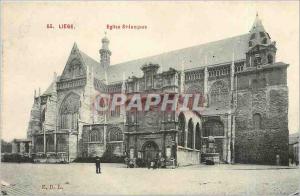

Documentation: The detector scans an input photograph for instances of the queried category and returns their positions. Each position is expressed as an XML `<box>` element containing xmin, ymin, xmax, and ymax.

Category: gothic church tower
<box><xmin>99</xmin><ymin>32</ymin><xmax>112</xmax><ymax>69</ymax></box>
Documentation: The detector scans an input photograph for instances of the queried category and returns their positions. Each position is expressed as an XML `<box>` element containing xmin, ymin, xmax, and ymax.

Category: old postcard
<box><xmin>1</xmin><ymin>1</ymin><xmax>299</xmax><ymax>195</ymax></box>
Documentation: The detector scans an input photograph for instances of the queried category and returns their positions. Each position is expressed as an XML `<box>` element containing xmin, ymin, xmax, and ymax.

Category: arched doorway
<box><xmin>195</xmin><ymin>123</ymin><xmax>201</xmax><ymax>150</ymax></box>
<box><xmin>187</xmin><ymin>118</ymin><xmax>194</xmax><ymax>149</ymax></box>
<box><xmin>142</xmin><ymin>141</ymin><xmax>159</xmax><ymax>162</ymax></box>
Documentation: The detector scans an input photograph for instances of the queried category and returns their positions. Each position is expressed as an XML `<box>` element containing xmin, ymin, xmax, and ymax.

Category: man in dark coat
<box><xmin>95</xmin><ymin>156</ymin><xmax>101</xmax><ymax>174</ymax></box>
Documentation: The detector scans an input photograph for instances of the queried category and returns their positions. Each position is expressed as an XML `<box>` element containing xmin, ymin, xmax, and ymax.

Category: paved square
<box><xmin>1</xmin><ymin>163</ymin><xmax>299</xmax><ymax>195</ymax></box>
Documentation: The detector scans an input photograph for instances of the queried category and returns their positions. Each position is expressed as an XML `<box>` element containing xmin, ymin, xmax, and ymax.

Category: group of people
<box><xmin>124</xmin><ymin>156</ymin><xmax>167</xmax><ymax>169</ymax></box>
<box><xmin>147</xmin><ymin>157</ymin><xmax>165</xmax><ymax>169</ymax></box>
<box><xmin>95</xmin><ymin>156</ymin><xmax>172</xmax><ymax>173</ymax></box>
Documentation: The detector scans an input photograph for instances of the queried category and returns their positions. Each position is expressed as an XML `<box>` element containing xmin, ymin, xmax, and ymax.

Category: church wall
<box><xmin>27</xmin><ymin>99</ymin><xmax>42</xmax><ymax>137</ymax></box>
<box><xmin>177</xmin><ymin>148</ymin><xmax>200</xmax><ymax>166</ymax></box>
<box><xmin>82</xmin><ymin>124</ymin><xmax>106</xmax><ymax>157</ymax></box>
<box><xmin>207</xmin><ymin>75</ymin><xmax>231</xmax><ymax>108</ymax></box>
<box><xmin>57</xmin><ymin>86</ymin><xmax>86</xmax><ymax>159</ymax></box>
<box><xmin>234</xmin><ymin>67</ymin><xmax>288</xmax><ymax>165</ymax></box>
<box><xmin>69</xmin><ymin>134</ymin><xmax>78</xmax><ymax>161</ymax></box>
<box><xmin>44</xmin><ymin>96</ymin><xmax>57</xmax><ymax>131</ymax></box>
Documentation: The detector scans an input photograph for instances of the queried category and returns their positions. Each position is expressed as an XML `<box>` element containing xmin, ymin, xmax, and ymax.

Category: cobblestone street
<box><xmin>1</xmin><ymin>163</ymin><xmax>299</xmax><ymax>195</ymax></box>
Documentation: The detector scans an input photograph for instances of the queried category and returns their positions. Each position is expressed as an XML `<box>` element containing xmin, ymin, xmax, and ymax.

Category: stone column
<box><xmin>231</xmin><ymin>115</ymin><xmax>236</xmax><ymax>163</ymax></box>
<box><xmin>227</xmin><ymin>114</ymin><xmax>232</xmax><ymax>163</ymax></box>
<box><xmin>204</xmin><ymin>67</ymin><xmax>208</xmax><ymax>107</ymax></box>
<box><xmin>43</xmin><ymin>130</ymin><xmax>46</xmax><ymax>154</ymax></box>
<box><xmin>193</xmin><ymin>125</ymin><xmax>196</xmax><ymax>150</ymax></box>
<box><xmin>54</xmin><ymin>133</ymin><xmax>57</xmax><ymax>153</ymax></box>
<box><xmin>185</xmin><ymin>128</ymin><xmax>188</xmax><ymax>148</ymax></box>
<box><xmin>162</xmin><ymin>133</ymin><xmax>166</xmax><ymax>157</ymax></box>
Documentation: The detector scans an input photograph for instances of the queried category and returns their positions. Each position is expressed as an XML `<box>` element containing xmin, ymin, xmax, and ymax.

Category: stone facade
<box><xmin>25</xmin><ymin>14</ymin><xmax>289</xmax><ymax>165</ymax></box>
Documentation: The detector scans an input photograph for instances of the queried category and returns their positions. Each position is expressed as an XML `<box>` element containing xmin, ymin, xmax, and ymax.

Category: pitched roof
<box><xmin>42</xmin><ymin>82</ymin><xmax>54</xmax><ymax>96</ymax></box>
<box><xmin>64</xmin><ymin>33</ymin><xmax>250</xmax><ymax>84</ymax></box>
<box><xmin>106</xmin><ymin>33</ymin><xmax>250</xmax><ymax>83</ymax></box>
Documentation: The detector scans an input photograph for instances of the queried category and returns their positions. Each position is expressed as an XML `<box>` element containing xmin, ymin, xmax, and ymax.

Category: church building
<box><xmin>26</xmin><ymin>14</ymin><xmax>289</xmax><ymax>166</ymax></box>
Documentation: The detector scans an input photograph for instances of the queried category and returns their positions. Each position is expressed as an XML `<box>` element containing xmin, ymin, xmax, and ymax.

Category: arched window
<box><xmin>259</xmin><ymin>32</ymin><xmax>266</xmax><ymax>38</ymax></box>
<box><xmin>41</xmin><ymin>108</ymin><xmax>46</xmax><ymax>123</ymax></box>
<box><xmin>248</xmin><ymin>41</ymin><xmax>253</xmax><ymax>47</ymax></box>
<box><xmin>203</xmin><ymin>120</ymin><xmax>224</xmax><ymax>137</ymax></box>
<box><xmin>187</xmin><ymin>119</ymin><xmax>194</xmax><ymax>149</ymax></box>
<box><xmin>209</xmin><ymin>80</ymin><xmax>229</xmax><ymax>107</ymax></box>
<box><xmin>60</xmin><ymin>93</ymin><xmax>80</xmax><ymax>130</ymax></box>
<box><xmin>195</xmin><ymin>123</ymin><xmax>201</xmax><ymax>150</ymax></box>
<box><xmin>89</xmin><ymin>130</ymin><xmax>100</xmax><ymax>142</ymax></box>
<box><xmin>267</xmin><ymin>54</ymin><xmax>273</xmax><ymax>64</ymax></box>
<box><xmin>262</xmin><ymin>38</ymin><xmax>267</xmax><ymax>44</ymax></box>
<box><xmin>68</xmin><ymin>59</ymin><xmax>83</xmax><ymax>79</ymax></box>
<box><xmin>109</xmin><ymin>127</ymin><xmax>123</xmax><ymax>142</ymax></box>
<box><xmin>253</xmin><ymin>113</ymin><xmax>262</xmax><ymax>130</ymax></box>
<box><xmin>178</xmin><ymin>113</ymin><xmax>185</xmax><ymax>147</ymax></box>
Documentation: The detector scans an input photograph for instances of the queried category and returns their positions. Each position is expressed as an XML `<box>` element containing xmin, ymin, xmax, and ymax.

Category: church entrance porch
<box><xmin>141</xmin><ymin>141</ymin><xmax>159</xmax><ymax>163</ymax></box>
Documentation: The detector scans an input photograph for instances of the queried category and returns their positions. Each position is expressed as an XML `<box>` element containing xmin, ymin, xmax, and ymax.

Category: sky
<box><xmin>1</xmin><ymin>1</ymin><xmax>299</xmax><ymax>141</ymax></box>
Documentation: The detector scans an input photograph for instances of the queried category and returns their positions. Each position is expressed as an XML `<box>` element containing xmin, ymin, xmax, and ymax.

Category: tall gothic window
<box><xmin>195</xmin><ymin>123</ymin><xmax>201</xmax><ymax>150</ymax></box>
<box><xmin>68</xmin><ymin>59</ymin><xmax>83</xmax><ymax>79</ymax></box>
<box><xmin>187</xmin><ymin>118</ymin><xmax>194</xmax><ymax>149</ymax></box>
<box><xmin>253</xmin><ymin>113</ymin><xmax>262</xmax><ymax>130</ymax></box>
<box><xmin>262</xmin><ymin>38</ymin><xmax>267</xmax><ymax>44</ymax></box>
<box><xmin>178</xmin><ymin>113</ymin><xmax>186</xmax><ymax>147</ymax></box>
<box><xmin>109</xmin><ymin>127</ymin><xmax>123</xmax><ymax>142</ymax></box>
<box><xmin>60</xmin><ymin>93</ymin><xmax>80</xmax><ymax>130</ymax></box>
<box><xmin>41</xmin><ymin>108</ymin><xmax>46</xmax><ymax>124</ymax></box>
<box><xmin>209</xmin><ymin>80</ymin><xmax>229</xmax><ymax>107</ymax></box>
<box><xmin>203</xmin><ymin>120</ymin><xmax>224</xmax><ymax>137</ymax></box>
<box><xmin>89</xmin><ymin>129</ymin><xmax>102</xmax><ymax>142</ymax></box>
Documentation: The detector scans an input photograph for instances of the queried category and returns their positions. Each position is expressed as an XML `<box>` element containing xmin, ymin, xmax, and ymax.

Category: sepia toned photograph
<box><xmin>0</xmin><ymin>1</ymin><xmax>299</xmax><ymax>195</ymax></box>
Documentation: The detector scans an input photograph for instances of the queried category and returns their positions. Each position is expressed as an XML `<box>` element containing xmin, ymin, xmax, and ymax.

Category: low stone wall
<box><xmin>177</xmin><ymin>148</ymin><xmax>200</xmax><ymax>166</ymax></box>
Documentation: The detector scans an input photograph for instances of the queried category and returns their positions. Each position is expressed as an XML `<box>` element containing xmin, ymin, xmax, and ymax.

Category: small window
<box><xmin>253</xmin><ymin>113</ymin><xmax>262</xmax><ymax>130</ymax></box>
<box><xmin>259</xmin><ymin>32</ymin><xmax>265</xmax><ymax>38</ymax></box>
<box><xmin>254</xmin><ymin>57</ymin><xmax>261</xmax><ymax>66</ymax></box>
<box><xmin>267</xmin><ymin>54</ymin><xmax>273</xmax><ymax>64</ymax></box>
<box><xmin>249</xmin><ymin>41</ymin><xmax>253</xmax><ymax>47</ymax></box>
<box><xmin>250</xmin><ymin>33</ymin><xmax>256</xmax><ymax>40</ymax></box>
<box><xmin>262</xmin><ymin>38</ymin><xmax>267</xmax><ymax>44</ymax></box>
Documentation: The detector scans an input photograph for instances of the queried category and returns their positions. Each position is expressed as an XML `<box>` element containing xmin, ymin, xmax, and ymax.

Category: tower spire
<box><xmin>99</xmin><ymin>31</ymin><xmax>111</xmax><ymax>69</ymax></box>
<box><xmin>250</xmin><ymin>12</ymin><xmax>265</xmax><ymax>33</ymax></box>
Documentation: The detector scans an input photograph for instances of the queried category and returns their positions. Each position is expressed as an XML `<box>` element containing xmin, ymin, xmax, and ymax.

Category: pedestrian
<box><xmin>124</xmin><ymin>157</ymin><xmax>129</xmax><ymax>168</ymax></box>
<box><xmin>95</xmin><ymin>156</ymin><xmax>101</xmax><ymax>174</ymax></box>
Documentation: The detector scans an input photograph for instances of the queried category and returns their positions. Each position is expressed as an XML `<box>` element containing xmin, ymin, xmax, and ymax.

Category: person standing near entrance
<box><xmin>95</xmin><ymin>156</ymin><xmax>101</xmax><ymax>174</ymax></box>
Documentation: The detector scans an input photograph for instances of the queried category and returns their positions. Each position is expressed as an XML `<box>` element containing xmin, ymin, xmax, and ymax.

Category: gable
<box><xmin>60</xmin><ymin>44</ymin><xmax>86</xmax><ymax>81</ymax></box>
